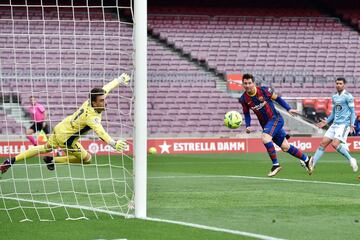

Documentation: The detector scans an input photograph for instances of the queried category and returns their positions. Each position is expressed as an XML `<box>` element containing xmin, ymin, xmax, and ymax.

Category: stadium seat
<box><xmin>302</xmin><ymin>99</ymin><xmax>316</xmax><ymax>121</ymax></box>
<box><xmin>314</xmin><ymin>99</ymin><xmax>328</xmax><ymax>121</ymax></box>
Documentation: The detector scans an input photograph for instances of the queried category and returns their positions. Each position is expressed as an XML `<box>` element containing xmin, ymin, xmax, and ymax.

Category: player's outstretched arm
<box><xmin>316</xmin><ymin>118</ymin><xmax>327</xmax><ymax>128</ymax></box>
<box><xmin>102</xmin><ymin>73</ymin><xmax>131</xmax><ymax>97</ymax></box>
<box><xmin>87</xmin><ymin>117</ymin><xmax>127</xmax><ymax>152</ymax></box>
<box><xmin>347</xmin><ymin>94</ymin><xmax>356</xmax><ymax>133</ymax></box>
<box><xmin>244</xmin><ymin>112</ymin><xmax>252</xmax><ymax>133</ymax></box>
<box><xmin>325</xmin><ymin>99</ymin><xmax>335</xmax><ymax>126</ymax></box>
<box><xmin>317</xmin><ymin>106</ymin><xmax>335</xmax><ymax>128</ymax></box>
<box><xmin>271</xmin><ymin>93</ymin><xmax>293</xmax><ymax>112</ymax></box>
<box><xmin>240</xmin><ymin>99</ymin><xmax>252</xmax><ymax>133</ymax></box>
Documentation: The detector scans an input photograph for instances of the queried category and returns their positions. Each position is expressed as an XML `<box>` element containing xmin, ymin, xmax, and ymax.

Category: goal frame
<box><xmin>134</xmin><ymin>0</ymin><xmax>147</xmax><ymax>219</ymax></box>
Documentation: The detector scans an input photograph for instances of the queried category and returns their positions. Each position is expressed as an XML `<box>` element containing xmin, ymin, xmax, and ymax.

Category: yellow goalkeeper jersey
<box><xmin>52</xmin><ymin>79</ymin><xmax>120</xmax><ymax>147</ymax></box>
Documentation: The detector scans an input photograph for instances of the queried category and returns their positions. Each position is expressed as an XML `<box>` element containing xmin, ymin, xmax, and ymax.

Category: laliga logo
<box><xmin>89</xmin><ymin>143</ymin><xmax>99</xmax><ymax>154</ymax></box>
<box><xmin>274</xmin><ymin>140</ymin><xmax>311</xmax><ymax>151</ymax></box>
<box><xmin>289</xmin><ymin>140</ymin><xmax>312</xmax><ymax>151</ymax></box>
<box><xmin>88</xmin><ymin>142</ymin><xmax>122</xmax><ymax>153</ymax></box>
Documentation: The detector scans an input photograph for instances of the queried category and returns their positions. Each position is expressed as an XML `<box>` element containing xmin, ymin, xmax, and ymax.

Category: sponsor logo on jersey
<box><xmin>251</xmin><ymin>101</ymin><xmax>267</xmax><ymax>111</ymax></box>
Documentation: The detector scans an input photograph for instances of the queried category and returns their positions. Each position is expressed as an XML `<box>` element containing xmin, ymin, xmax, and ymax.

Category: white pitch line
<box><xmin>148</xmin><ymin>175</ymin><xmax>360</xmax><ymax>187</ymax></box>
<box><xmin>93</xmin><ymin>239</ymin><xmax>127</xmax><ymax>240</ymax></box>
<box><xmin>146</xmin><ymin>216</ymin><xmax>285</xmax><ymax>240</ymax></box>
<box><xmin>0</xmin><ymin>196</ymin><xmax>285</xmax><ymax>240</ymax></box>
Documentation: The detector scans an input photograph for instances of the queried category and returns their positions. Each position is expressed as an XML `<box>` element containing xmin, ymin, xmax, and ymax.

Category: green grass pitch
<box><xmin>1</xmin><ymin>152</ymin><xmax>360</xmax><ymax>240</ymax></box>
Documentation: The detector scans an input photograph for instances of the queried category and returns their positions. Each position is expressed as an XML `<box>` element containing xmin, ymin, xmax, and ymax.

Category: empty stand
<box><xmin>148</xmin><ymin>13</ymin><xmax>360</xmax><ymax>92</ymax></box>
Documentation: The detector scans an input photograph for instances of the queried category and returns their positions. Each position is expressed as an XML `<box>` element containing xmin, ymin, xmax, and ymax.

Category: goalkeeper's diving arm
<box><xmin>102</xmin><ymin>73</ymin><xmax>131</xmax><ymax>96</ymax></box>
<box><xmin>88</xmin><ymin>118</ymin><xmax>127</xmax><ymax>152</ymax></box>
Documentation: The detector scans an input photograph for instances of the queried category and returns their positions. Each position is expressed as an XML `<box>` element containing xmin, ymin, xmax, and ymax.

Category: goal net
<box><xmin>0</xmin><ymin>0</ymin><xmax>134</xmax><ymax>221</ymax></box>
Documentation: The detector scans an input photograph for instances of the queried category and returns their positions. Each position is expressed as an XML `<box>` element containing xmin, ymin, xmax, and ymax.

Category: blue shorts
<box><xmin>263</xmin><ymin>117</ymin><xmax>287</xmax><ymax>147</ymax></box>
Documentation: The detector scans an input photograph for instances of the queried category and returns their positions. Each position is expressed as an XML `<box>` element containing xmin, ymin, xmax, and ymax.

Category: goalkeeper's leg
<box><xmin>59</xmin><ymin>142</ymin><xmax>91</xmax><ymax>164</ymax></box>
<box><xmin>0</xmin><ymin>143</ymin><xmax>53</xmax><ymax>174</ymax></box>
<box><xmin>43</xmin><ymin>142</ymin><xmax>91</xmax><ymax>171</ymax></box>
<box><xmin>15</xmin><ymin>143</ymin><xmax>53</xmax><ymax>161</ymax></box>
<box><xmin>38</xmin><ymin>128</ymin><xmax>63</xmax><ymax>156</ymax></box>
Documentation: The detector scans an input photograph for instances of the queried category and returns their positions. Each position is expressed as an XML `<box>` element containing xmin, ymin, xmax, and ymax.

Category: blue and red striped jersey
<box><xmin>239</xmin><ymin>86</ymin><xmax>280</xmax><ymax>127</ymax></box>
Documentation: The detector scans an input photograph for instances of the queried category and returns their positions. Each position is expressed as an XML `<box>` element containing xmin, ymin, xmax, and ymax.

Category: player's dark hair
<box><xmin>242</xmin><ymin>73</ymin><xmax>255</xmax><ymax>83</ymax></box>
<box><xmin>336</xmin><ymin>77</ymin><xmax>347</xmax><ymax>84</ymax></box>
<box><xmin>90</xmin><ymin>88</ymin><xmax>105</xmax><ymax>104</ymax></box>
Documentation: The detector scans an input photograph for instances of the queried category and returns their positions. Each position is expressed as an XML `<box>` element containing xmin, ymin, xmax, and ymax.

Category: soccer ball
<box><xmin>148</xmin><ymin>147</ymin><xmax>157</xmax><ymax>154</ymax></box>
<box><xmin>224</xmin><ymin>111</ymin><xmax>243</xmax><ymax>129</ymax></box>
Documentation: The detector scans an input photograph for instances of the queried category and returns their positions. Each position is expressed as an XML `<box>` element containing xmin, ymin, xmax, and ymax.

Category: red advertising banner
<box><xmin>1</xmin><ymin>137</ymin><xmax>360</xmax><ymax>157</ymax></box>
<box><xmin>0</xmin><ymin>140</ymin><xmax>133</xmax><ymax>157</ymax></box>
<box><xmin>150</xmin><ymin>138</ymin><xmax>247</xmax><ymax>154</ymax></box>
<box><xmin>148</xmin><ymin>137</ymin><xmax>360</xmax><ymax>154</ymax></box>
<box><xmin>226</xmin><ymin>73</ymin><xmax>244</xmax><ymax>91</ymax></box>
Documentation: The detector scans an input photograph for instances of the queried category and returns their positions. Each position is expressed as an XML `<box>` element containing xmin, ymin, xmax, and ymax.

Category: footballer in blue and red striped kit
<box><xmin>239</xmin><ymin>73</ymin><xmax>314</xmax><ymax>177</ymax></box>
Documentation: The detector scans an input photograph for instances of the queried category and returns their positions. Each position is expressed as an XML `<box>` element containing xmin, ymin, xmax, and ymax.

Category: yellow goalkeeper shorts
<box><xmin>48</xmin><ymin>132</ymin><xmax>88</xmax><ymax>160</ymax></box>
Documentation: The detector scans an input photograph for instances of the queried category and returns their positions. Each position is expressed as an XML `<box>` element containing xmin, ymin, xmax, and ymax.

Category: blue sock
<box><xmin>313</xmin><ymin>147</ymin><xmax>325</xmax><ymax>167</ymax></box>
<box><xmin>287</xmin><ymin>145</ymin><xmax>307</xmax><ymax>162</ymax></box>
<box><xmin>264</xmin><ymin>142</ymin><xmax>279</xmax><ymax>166</ymax></box>
<box><xmin>336</xmin><ymin>144</ymin><xmax>352</xmax><ymax>161</ymax></box>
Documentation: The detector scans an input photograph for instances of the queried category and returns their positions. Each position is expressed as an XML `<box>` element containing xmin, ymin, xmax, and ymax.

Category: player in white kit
<box><xmin>312</xmin><ymin>77</ymin><xmax>358</xmax><ymax>172</ymax></box>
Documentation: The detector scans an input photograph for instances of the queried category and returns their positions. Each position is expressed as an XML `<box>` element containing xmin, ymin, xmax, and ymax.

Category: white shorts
<box><xmin>324</xmin><ymin>124</ymin><xmax>350</xmax><ymax>143</ymax></box>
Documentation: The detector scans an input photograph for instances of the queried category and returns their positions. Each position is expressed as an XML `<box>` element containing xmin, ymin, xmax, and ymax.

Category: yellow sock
<box><xmin>15</xmin><ymin>145</ymin><xmax>50</xmax><ymax>162</ymax></box>
<box><xmin>54</xmin><ymin>155</ymin><xmax>80</xmax><ymax>164</ymax></box>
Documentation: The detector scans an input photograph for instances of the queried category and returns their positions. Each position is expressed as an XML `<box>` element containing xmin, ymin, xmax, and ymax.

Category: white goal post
<box><xmin>134</xmin><ymin>0</ymin><xmax>148</xmax><ymax>218</ymax></box>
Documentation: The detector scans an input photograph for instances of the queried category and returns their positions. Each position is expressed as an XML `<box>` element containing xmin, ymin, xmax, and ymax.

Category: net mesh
<box><xmin>0</xmin><ymin>1</ymin><xmax>134</xmax><ymax>221</ymax></box>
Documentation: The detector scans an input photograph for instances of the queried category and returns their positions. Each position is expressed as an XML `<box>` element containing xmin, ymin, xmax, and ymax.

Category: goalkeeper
<box><xmin>0</xmin><ymin>73</ymin><xmax>130</xmax><ymax>173</ymax></box>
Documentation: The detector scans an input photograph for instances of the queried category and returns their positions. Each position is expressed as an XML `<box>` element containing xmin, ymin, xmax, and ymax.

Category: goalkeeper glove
<box><xmin>114</xmin><ymin>140</ymin><xmax>127</xmax><ymax>152</ymax></box>
<box><xmin>117</xmin><ymin>73</ymin><xmax>131</xmax><ymax>86</ymax></box>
